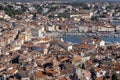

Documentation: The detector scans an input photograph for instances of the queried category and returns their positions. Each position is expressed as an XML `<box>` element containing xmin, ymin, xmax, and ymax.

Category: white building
<box><xmin>57</xmin><ymin>41</ymin><xmax>73</xmax><ymax>51</ymax></box>
<box><xmin>31</xmin><ymin>28</ymin><xmax>44</xmax><ymax>38</ymax></box>
<box><xmin>99</xmin><ymin>40</ymin><xmax>105</xmax><ymax>47</ymax></box>
<box><xmin>79</xmin><ymin>25</ymin><xmax>88</xmax><ymax>32</ymax></box>
<box><xmin>97</xmin><ymin>27</ymin><xmax>115</xmax><ymax>32</ymax></box>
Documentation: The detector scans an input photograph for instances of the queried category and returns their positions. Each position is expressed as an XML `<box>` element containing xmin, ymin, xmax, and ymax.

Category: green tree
<box><xmin>48</xmin><ymin>15</ymin><xmax>54</xmax><ymax>18</ymax></box>
<box><xmin>91</xmin><ymin>16</ymin><xmax>98</xmax><ymax>21</ymax></box>
<box><xmin>21</xmin><ymin>5</ymin><xmax>27</xmax><ymax>12</ymax></box>
<box><xmin>37</xmin><ymin>7</ymin><xmax>43</xmax><ymax>14</ymax></box>
<box><xmin>103</xmin><ymin>76</ymin><xmax>106</xmax><ymax>80</ymax></box>
<box><xmin>4</xmin><ymin>5</ymin><xmax>26</xmax><ymax>17</ymax></box>
<box><xmin>112</xmin><ymin>73</ymin><xmax>119</xmax><ymax>80</ymax></box>
<box><xmin>0</xmin><ymin>4</ymin><xmax>3</xmax><ymax>10</ymax></box>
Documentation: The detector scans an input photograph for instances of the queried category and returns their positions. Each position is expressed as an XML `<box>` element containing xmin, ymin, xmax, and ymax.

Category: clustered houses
<box><xmin>0</xmin><ymin>1</ymin><xmax>119</xmax><ymax>80</ymax></box>
<box><xmin>0</xmin><ymin>35</ymin><xmax>120</xmax><ymax>80</ymax></box>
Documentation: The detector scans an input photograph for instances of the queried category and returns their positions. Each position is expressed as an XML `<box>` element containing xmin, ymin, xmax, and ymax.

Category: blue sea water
<box><xmin>63</xmin><ymin>35</ymin><xmax>120</xmax><ymax>44</ymax></box>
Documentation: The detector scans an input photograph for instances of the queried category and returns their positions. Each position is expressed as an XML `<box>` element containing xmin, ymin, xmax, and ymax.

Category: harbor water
<box><xmin>62</xmin><ymin>35</ymin><xmax>120</xmax><ymax>44</ymax></box>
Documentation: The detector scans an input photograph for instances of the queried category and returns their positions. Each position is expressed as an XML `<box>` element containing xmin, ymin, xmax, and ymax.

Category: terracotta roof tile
<box><xmin>96</xmin><ymin>76</ymin><xmax>104</xmax><ymax>80</ymax></box>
